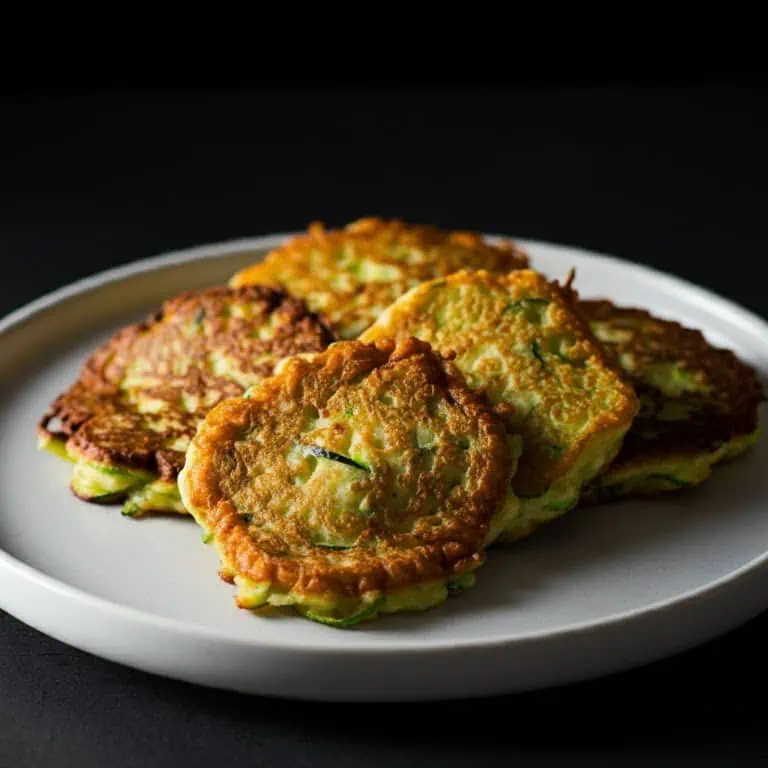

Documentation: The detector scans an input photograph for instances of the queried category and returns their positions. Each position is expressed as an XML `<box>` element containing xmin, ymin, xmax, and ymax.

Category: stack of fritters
<box><xmin>40</xmin><ymin>218</ymin><xmax>764</xmax><ymax>627</ymax></box>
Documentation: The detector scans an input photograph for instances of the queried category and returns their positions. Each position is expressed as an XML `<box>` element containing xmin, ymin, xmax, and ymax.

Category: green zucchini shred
<box><xmin>544</xmin><ymin>499</ymin><xmax>576</xmax><ymax>512</ymax></box>
<box><xmin>90</xmin><ymin>491</ymin><xmax>131</xmax><ymax>504</ymax></box>
<box><xmin>303</xmin><ymin>445</ymin><xmax>369</xmax><ymax>472</ymax></box>
<box><xmin>39</xmin><ymin>437</ymin><xmax>74</xmax><ymax>463</ymax></box>
<box><xmin>646</xmin><ymin>473</ymin><xmax>691</xmax><ymax>487</ymax></box>
<box><xmin>506</xmin><ymin>298</ymin><xmax>550</xmax><ymax>312</ymax></box>
<box><xmin>447</xmin><ymin>573</ymin><xmax>476</xmax><ymax>592</ymax></box>
<box><xmin>302</xmin><ymin>596</ymin><xmax>384</xmax><ymax>628</ymax></box>
<box><xmin>121</xmin><ymin>500</ymin><xmax>142</xmax><ymax>517</ymax></box>
<box><xmin>85</xmin><ymin>462</ymin><xmax>152</xmax><ymax>479</ymax></box>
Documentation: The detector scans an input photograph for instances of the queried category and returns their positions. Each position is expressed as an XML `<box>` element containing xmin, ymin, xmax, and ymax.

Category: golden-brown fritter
<box><xmin>38</xmin><ymin>286</ymin><xmax>335</xmax><ymax>515</ymax></box>
<box><xmin>178</xmin><ymin>338</ymin><xmax>518</xmax><ymax>626</ymax></box>
<box><xmin>581</xmin><ymin>299</ymin><xmax>765</xmax><ymax>500</ymax></box>
<box><xmin>360</xmin><ymin>270</ymin><xmax>639</xmax><ymax>542</ymax></box>
<box><xmin>229</xmin><ymin>217</ymin><xmax>530</xmax><ymax>338</ymax></box>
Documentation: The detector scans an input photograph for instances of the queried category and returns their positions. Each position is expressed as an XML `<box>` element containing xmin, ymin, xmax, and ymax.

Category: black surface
<box><xmin>1</xmin><ymin>86</ymin><xmax>767</xmax><ymax>767</ymax></box>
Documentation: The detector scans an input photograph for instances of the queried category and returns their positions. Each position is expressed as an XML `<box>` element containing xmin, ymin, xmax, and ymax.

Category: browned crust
<box><xmin>230</xmin><ymin>218</ymin><xmax>530</xmax><ymax>337</ymax></box>
<box><xmin>499</xmin><ymin>272</ymin><xmax>639</xmax><ymax>493</ymax></box>
<box><xmin>69</xmin><ymin>485</ymin><xmax>124</xmax><ymax>505</ymax></box>
<box><xmin>580</xmin><ymin>299</ymin><xmax>765</xmax><ymax>469</ymax></box>
<box><xmin>361</xmin><ymin>269</ymin><xmax>640</xmax><ymax>496</ymax></box>
<box><xmin>38</xmin><ymin>285</ymin><xmax>336</xmax><ymax>481</ymax></box>
<box><xmin>340</xmin><ymin>218</ymin><xmax>530</xmax><ymax>266</ymax></box>
<box><xmin>181</xmin><ymin>338</ymin><xmax>514</xmax><ymax>598</ymax></box>
<box><xmin>239</xmin><ymin>218</ymin><xmax>530</xmax><ymax>279</ymax></box>
<box><xmin>611</xmin><ymin>399</ymin><xmax>759</xmax><ymax>470</ymax></box>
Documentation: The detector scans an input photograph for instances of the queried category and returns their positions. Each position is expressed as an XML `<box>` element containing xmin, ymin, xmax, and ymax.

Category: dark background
<box><xmin>1</xmin><ymin>86</ymin><xmax>767</xmax><ymax>766</ymax></box>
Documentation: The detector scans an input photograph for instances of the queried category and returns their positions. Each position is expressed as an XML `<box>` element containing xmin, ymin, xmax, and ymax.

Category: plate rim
<box><xmin>2</xmin><ymin>231</ymin><xmax>768</xmax><ymax>655</ymax></box>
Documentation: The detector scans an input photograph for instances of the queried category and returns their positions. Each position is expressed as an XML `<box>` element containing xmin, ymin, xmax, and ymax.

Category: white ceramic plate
<box><xmin>2</xmin><ymin>235</ymin><xmax>767</xmax><ymax>702</ymax></box>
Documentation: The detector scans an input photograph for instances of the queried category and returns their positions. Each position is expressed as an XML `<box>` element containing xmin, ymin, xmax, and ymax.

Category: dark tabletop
<box><xmin>1</xmin><ymin>86</ymin><xmax>767</xmax><ymax>767</ymax></box>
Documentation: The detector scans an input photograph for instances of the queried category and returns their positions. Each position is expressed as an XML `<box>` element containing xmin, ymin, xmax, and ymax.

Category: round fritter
<box><xmin>38</xmin><ymin>286</ymin><xmax>335</xmax><ymax>510</ymax></box>
<box><xmin>229</xmin><ymin>217</ymin><xmax>530</xmax><ymax>339</ymax></box>
<box><xmin>361</xmin><ymin>271</ymin><xmax>639</xmax><ymax>509</ymax></box>
<box><xmin>178</xmin><ymin>338</ymin><xmax>517</xmax><ymax>625</ymax></box>
<box><xmin>581</xmin><ymin>299</ymin><xmax>765</xmax><ymax>499</ymax></box>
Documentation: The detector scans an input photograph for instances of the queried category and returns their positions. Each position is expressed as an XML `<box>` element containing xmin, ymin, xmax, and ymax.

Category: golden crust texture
<box><xmin>179</xmin><ymin>338</ymin><xmax>516</xmax><ymax>598</ymax></box>
<box><xmin>581</xmin><ymin>299</ymin><xmax>765</xmax><ymax>472</ymax></box>
<box><xmin>229</xmin><ymin>218</ymin><xmax>529</xmax><ymax>339</ymax></box>
<box><xmin>38</xmin><ymin>286</ymin><xmax>335</xmax><ymax>479</ymax></box>
<box><xmin>361</xmin><ymin>270</ymin><xmax>639</xmax><ymax>498</ymax></box>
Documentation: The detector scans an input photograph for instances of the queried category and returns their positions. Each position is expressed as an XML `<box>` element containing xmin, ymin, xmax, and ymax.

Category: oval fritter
<box><xmin>580</xmin><ymin>299</ymin><xmax>765</xmax><ymax>500</ymax></box>
<box><xmin>360</xmin><ymin>270</ymin><xmax>639</xmax><ymax>543</ymax></box>
<box><xmin>229</xmin><ymin>218</ymin><xmax>529</xmax><ymax>339</ymax></box>
<box><xmin>38</xmin><ymin>286</ymin><xmax>335</xmax><ymax>516</ymax></box>
<box><xmin>178</xmin><ymin>338</ymin><xmax>518</xmax><ymax>626</ymax></box>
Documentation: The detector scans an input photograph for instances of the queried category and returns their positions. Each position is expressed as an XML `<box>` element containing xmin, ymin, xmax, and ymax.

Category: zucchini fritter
<box><xmin>360</xmin><ymin>270</ymin><xmax>639</xmax><ymax>542</ymax></box>
<box><xmin>229</xmin><ymin>217</ymin><xmax>529</xmax><ymax>339</ymax></box>
<box><xmin>580</xmin><ymin>300</ymin><xmax>764</xmax><ymax>501</ymax></box>
<box><xmin>38</xmin><ymin>286</ymin><xmax>335</xmax><ymax>516</ymax></box>
<box><xmin>178</xmin><ymin>338</ymin><xmax>519</xmax><ymax>626</ymax></box>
